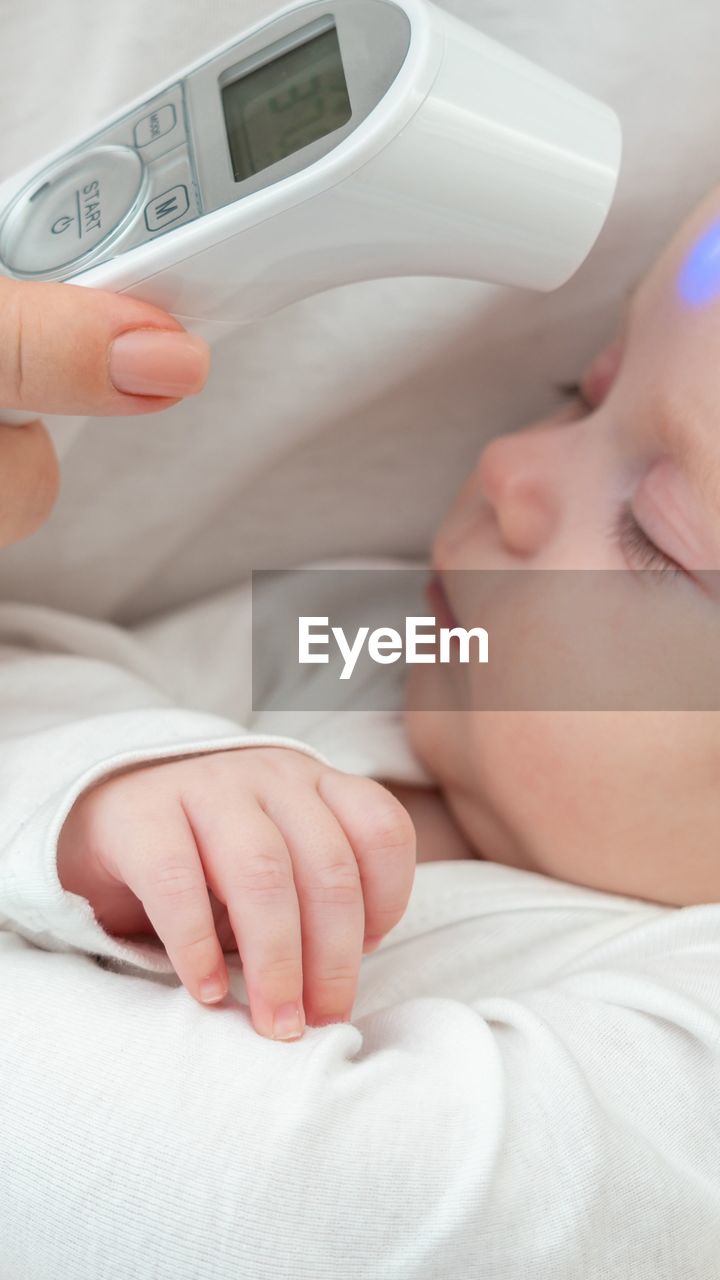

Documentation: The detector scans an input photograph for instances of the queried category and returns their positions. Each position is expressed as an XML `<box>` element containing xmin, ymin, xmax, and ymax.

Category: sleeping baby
<box><xmin>57</xmin><ymin>182</ymin><xmax>720</xmax><ymax>1042</ymax></box>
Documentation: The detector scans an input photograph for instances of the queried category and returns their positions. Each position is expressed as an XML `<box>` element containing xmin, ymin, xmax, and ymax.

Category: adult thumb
<box><xmin>0</xmin><ymin>276</ymin><xmax>209</xmax><ymax>417</ymax></box>
<box><xmin>0</xmin><ymin>276</ymin><xmax>210</xmax><ymax>544</ymax></box>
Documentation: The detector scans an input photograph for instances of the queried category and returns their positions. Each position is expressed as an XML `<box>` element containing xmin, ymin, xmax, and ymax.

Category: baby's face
<box><xmin>406</xmin><ymin>187</ymin><xmax>720</xmax><ymax>906</ymax></box>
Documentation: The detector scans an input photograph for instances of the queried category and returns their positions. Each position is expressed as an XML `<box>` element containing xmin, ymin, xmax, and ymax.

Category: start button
<box><xmin>0</xmin><ymin>145</ymin><xmax>145</xmax><ymax>276</ymax></box>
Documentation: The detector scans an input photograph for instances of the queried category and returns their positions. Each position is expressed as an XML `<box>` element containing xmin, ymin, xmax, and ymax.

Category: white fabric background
<box><xmin>1</xmin><ymin>2</ymin><xmax>720</xmax><ymax>1277</ymax></box>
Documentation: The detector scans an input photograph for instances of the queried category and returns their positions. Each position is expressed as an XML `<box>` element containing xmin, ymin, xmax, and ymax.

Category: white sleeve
<box><xmin>0</xmin><ymin>602</ymin><xmax>327</xmax><ymax>973</ymax></box>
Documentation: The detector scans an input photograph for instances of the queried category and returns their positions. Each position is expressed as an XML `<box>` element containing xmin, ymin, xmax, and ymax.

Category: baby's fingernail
<box><xmin>199</xmin><ymin>973</ymin><xmax>227</xmax><ymax>1004</ymax></box>
<box><xmin>272</xmin><ymin>1003</ymin><xmax>305</xmax><ymax>1041</ymax></box>
<box><xmin>109</xmin><ymin>330</ymin><xmax>210</xmax><ymax>398</ymax></box>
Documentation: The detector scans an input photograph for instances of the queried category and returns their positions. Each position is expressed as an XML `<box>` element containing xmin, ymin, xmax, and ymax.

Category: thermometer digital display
<box><xmin>0</xmin><ymin>0</ymin><xmax>621</xmax><ymax>331</ymax></box>
<box><xmin>221</xmin><ymin>23</ymin><xmax>352</xmax><ymax>182</ymax></box>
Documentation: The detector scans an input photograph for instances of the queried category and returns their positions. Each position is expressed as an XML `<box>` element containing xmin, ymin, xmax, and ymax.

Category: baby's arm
<box><xmin>383</xmin><ymin>782</ymin><xmax>479</xmax><ymax>863</ymax></box>
<box><xmin>0</xmin><ymin>602</ymin><xmax>413</xmax><ymax>1012</ymax></box>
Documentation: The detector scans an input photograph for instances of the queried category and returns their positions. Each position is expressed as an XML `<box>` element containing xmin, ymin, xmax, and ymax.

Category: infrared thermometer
<box><xmin>0</xmin><ymin>0</ymin><xmax>621</xmax><ymax>322</ymax></box>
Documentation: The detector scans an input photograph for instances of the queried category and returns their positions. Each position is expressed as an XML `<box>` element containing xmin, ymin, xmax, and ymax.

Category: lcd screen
<box><xmin>222</xmin><ymin>26</ymin><xmax>352</xmax><ymax>182</ymax></box>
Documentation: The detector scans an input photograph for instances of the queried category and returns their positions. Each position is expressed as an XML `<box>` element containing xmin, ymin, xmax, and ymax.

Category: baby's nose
<box><xmin>477</xmin><ymin>433</ymin><xmax>558</xmax><ymax>557</ymax></box>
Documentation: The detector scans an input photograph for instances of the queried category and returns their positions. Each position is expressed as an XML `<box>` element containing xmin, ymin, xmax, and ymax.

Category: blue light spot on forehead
<box><xmin>678</xmin><ymin>220</ymin><xmax>720</xmax><ymax>305</ymax></box>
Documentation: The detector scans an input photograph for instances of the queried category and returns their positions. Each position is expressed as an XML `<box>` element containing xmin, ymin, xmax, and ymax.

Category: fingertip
<box><xmin>362</xmin><ymin>936</ymin><xmax>383</xmax><ymax>954</ymax></box>
<box><xmin>198</xmin><ymin>969</ymin><xmax>228</xmax><ymax>1005</ymax></box>
<box><xmin>108</xmin><ymin>328</ymin><xmax>210</xmax><ymax>400</ymax></box>
<box><xmin>0</xmin><ymin>278</ymin><xmax>210</xmax><ymax>416</ymax></box>
<box><xmin>271</xmin><ymin>1002</ymin><xmax>305</xmax><ymax>1041</ymax></box>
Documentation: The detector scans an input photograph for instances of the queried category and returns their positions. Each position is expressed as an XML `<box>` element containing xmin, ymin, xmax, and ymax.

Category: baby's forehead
<box><xmin>622</xmin><ymin>271</ymin><xmax>720</xmax><ymax>490</ymax></box>
<box><xmin>678</xmin><ymin>219</ymin><xmax>720</xmax><ymax>310</ymax></box>
<box><xmin>603</xmin><ymin>191</ymin><xmax>720</xmax><ymax>511</ymax></box>
<box><xmin>634</xmin><ymin>193</ymin><xmax>720</xmax><ymax>330</ymax></box>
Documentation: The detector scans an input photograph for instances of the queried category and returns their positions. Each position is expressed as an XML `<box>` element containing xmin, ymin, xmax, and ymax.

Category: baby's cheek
<box><xmin>468</xmin><ymin>712</ymin><xmax>620</xmax><ymax>879</ymax></box>
<box><xmin>467</xmin><ymin>710</ymin><xmax>568</xmax><ymax>799</ymax></box>
<box><xmin>447</xmin><ymin>708</ymin><xmax>720</xmax><ymax>905</ymax></box>
<box><xmin>404</xmin><ymin>670</ymin><xmax>470</xmax><ymax>780</ymax></box>
<box><xmin>479</xmin><ymin>711</ymin><xmax>715</xmax><ymax>902</ymax></box>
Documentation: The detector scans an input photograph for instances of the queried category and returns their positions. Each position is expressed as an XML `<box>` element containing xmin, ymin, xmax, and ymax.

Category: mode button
<box><xmin>134</xmin><ymin>104</ymin><xmax>177</xmax><ymax>149</ymax></box>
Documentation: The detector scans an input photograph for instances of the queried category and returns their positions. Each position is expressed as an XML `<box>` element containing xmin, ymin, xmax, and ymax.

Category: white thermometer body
<box><xmin>0</xmin><ymin>0</ymin><xmax>621</xmax><ymax>333</ymax></box>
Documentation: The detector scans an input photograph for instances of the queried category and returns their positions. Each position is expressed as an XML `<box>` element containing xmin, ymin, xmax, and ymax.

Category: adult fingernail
<box><xmin>109</xmin><ymin>330</ymin><xmax>210</xmax><ymax>398</ymax></box>
<box><xmin>272</xmin><ymin>1003</ymin><xmax>305</xmax><ymax>1041</ymax></box>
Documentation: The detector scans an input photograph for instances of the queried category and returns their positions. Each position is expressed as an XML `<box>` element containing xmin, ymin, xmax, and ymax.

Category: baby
<box><xmin>401</xmin><ymin>183</ymin><xmax>720</xmax><ymax>910</ymax></box>
<box><xmin>57</xmin><ymin>184</ymin><xmax>720</xmax><ymax>1043</ymax></box>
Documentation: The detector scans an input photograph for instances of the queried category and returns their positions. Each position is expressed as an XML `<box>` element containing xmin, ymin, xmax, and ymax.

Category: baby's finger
<box><xmin>186</xmin><ymin>797</ymin><xmax>306</xmax><ymax>1042</ymax></box>
<box><xmin>317</xmin><ymin>773</ymin><xmax>416</xmax><ymax>952</ymax></box>
<box><xmin>117</xmin><ymin>805</ymin><xmax>228</xmax><ymax>1006</ymax></box>
<box><xmin>263</xmin><ymin>791</ymin><xmax>365</xmax><ymax>1029</ymax></box>
<box><xmin>206</xmin><ymin>891</ymin><xmax>237</xmax><ymax>952</ymax></box>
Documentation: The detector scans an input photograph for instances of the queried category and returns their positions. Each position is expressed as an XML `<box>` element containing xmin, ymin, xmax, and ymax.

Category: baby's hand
<box><xmin>57</xmin><ymin>747</ymin><xmax>416</xmax><ymax>1039</ymax></box>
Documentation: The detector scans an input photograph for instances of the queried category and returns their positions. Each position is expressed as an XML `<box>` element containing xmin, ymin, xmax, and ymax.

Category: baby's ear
<box><xmin>580</xmin><ymin>335</ymin><xmax>625</xmax><ymax>408</ymax></box>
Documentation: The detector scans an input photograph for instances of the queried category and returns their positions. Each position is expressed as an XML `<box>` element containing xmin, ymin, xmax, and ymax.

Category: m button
<box><xmin>144</xmin><ymin>185</ymin><xmax>189</xmax><ymax>232</ymax></box>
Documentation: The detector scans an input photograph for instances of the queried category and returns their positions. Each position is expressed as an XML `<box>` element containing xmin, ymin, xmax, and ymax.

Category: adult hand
<box><xmin>0</xmin><ymin>276</ymin><xmax>210</xmax><ymax>547</ymax></box>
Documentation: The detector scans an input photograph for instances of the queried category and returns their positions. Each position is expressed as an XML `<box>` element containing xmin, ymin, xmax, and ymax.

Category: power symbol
<box><xmin>51</xmin><ymin>215</ymin><xmax>74</xmax><ymax>235</ymax></box>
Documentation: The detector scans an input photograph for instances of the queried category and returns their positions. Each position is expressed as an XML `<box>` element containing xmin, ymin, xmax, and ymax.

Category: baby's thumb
<box><xmin>0</xmin><ymin>276</ymin><xmax>209</xmax><ymax>417</ymax></box>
